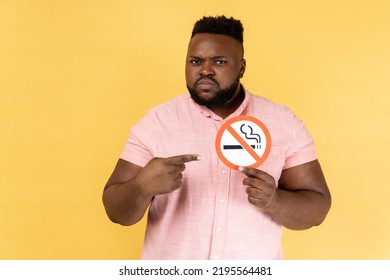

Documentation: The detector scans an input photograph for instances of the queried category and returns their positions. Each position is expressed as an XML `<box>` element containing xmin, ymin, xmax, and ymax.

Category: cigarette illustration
<box><xmin>223</xmin><ymin>144</ymin><xmax>256</xmax><ymax>149</ymax></box>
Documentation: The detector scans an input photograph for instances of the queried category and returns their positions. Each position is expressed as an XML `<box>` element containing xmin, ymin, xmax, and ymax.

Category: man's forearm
<box><xmin>263</xmin><ymin>189</ymin><xmax>331</xmax><ymax>230</ymax></box>
<box><xmin>103</xmin><ymin>181</ymin><xmax>153</xmax><ymax>226</ymax></box>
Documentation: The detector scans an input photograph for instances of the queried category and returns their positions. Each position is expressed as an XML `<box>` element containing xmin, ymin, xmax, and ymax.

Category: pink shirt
<box><xmin>120</xmin><ymin>89</ymin><xmax>317</xmax><ymax>259</ymax></box>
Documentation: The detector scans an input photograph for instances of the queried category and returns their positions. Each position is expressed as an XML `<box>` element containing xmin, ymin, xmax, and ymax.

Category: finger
<box><xmin>247</xmin><ymin>196</ymin><xmax>268</xmax><ymax>209</ymax></box>
<box><xmin>164</xmin><ymin>154</ymin><xmax>201</xmax><ymax>165</ymax></box>
<box><xmin>243</xmin><ymin>177</ymin><xmax>260</xmax><ymax>187</ymax></box>
<box><xmin>247</xmin><ymin>187</ymin><xmax>276</xmax><ymax>209</ymax></box>
<box><xmin>238</xmin><ymin>166</ymin><xmax>272</xmax><ymax>180</ymax></box>
<box><xmin>166</xmin><ymin>163</ymin><xmax>185</xmax><ymax>175</ymax></box>
<box><xmin>246</xmin><ymin>186</ymin><xmax>264</xmax><ymax>197</ymax></box>
<box><xmin>172</xmin><ymin>173</ymin><xmax>184</xmax><ymax>189</ymax></box>
<box><xmin>243</xmin><ymin>177</ymin><xmax>275</xmax><ymax>197</ymax></box>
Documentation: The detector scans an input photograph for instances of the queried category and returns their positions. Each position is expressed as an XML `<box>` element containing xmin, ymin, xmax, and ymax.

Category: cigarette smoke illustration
<box><xmin>240</xmin><ymin>124</ymin><xmax>261</xmax><ymax>149</ymax></box>
<box><xmin>222</xmin><ymin>124</ymin><xmax>261</xmax><ymax>150</ymax></box>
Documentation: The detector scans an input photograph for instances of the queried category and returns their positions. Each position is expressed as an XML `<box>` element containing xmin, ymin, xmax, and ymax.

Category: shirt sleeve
<box><xmin>119</xmin><ymin>112</ymin><xmax>156</xmax><ymax>167</ymax></box>
<box><xmin>283</xmin><ymin>113</ymin><xmax>317</xmax><ymax>170</ymax></box>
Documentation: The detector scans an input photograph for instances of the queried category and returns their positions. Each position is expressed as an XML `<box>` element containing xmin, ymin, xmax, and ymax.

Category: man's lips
<box><xmin>195</xmin><ymin>78</ymin><xmax>218</xmax><ymax>87</ymax></box>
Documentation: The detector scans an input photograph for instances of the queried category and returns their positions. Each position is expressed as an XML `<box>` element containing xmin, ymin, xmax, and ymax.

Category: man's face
<box><xmin>185</xmin><ymin>33</ymin><xmax>246</xmax><ymax>107</ymax></box>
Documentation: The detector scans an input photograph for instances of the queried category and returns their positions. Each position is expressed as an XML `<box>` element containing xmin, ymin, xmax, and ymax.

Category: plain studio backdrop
<box><xmin>1</xmin><ymin>0</ymin><xmax>389</xmax><ymax>259</ymax></box>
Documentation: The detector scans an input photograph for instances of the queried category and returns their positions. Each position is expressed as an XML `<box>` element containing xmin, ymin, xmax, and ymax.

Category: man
<box><xmin>103</xmin><ymin>16</ymin><xmax>331</xmax><ymax>259</ymax></box>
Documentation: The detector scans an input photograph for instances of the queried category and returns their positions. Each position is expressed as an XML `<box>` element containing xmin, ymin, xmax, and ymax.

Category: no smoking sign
<box><xmin>215</xmin><ymin>115</ymin><xmax>271</xmax><ymax>170</ymax></box>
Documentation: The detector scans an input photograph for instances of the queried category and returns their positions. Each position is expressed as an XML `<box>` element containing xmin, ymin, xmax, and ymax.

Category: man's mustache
<box><xmin>195</xmin><ymin>77</ymin><xmax>219</xmax><ymax>86</ymax></box>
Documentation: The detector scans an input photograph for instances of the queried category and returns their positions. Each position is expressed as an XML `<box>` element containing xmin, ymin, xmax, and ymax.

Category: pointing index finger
<box><xmin>165</xmin><ymin>154</ymin><xmax>201</xmax><ymax>165</ymax></box>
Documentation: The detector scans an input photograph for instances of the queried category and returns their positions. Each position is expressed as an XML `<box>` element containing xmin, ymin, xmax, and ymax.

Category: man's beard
<box><xmin>187</xmin><ymin>74</ymin><xmax>241</xmax><ymax>107</ymax></box>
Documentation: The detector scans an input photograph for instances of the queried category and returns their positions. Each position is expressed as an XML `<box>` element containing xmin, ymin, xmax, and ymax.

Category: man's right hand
<box><xmin>133</xmin><ymin>154</ymin><xmax>201</xmax><ymax>197</ymax></box>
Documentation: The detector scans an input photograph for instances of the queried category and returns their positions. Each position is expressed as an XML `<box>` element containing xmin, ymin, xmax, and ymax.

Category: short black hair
<box><xmin>191</xmin><ymin>16</ymin><xmax>244</xmax><ymax>44</ymax></box>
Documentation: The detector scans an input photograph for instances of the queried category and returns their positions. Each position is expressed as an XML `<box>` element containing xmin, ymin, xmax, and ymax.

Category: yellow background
<box><xmin>1</xmin><ymin>0</ymin><xmax>389</xmax><ymax>259</ymax></box>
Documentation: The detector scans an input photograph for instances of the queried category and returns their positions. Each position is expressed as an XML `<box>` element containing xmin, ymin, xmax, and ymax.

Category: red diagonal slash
<box><xmin>226</xmin><ymin>125</ymin><xmax>262</xmax><ymax>163</ymax></box>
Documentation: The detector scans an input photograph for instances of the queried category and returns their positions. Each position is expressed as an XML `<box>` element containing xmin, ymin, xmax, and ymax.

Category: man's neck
<box><xmin>209</xmin><ymin>86</ymin><xmax>245</xmax><ymax>119</ymax></box>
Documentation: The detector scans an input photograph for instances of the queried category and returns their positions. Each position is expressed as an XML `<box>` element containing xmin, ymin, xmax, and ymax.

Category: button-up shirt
<box><xmin>120</xmin><ymin>88</ymin><xmax>317</xmax><ymax>259</ymax></box>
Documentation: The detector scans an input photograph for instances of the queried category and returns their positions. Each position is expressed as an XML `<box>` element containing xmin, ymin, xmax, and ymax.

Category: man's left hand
<box><xmin>239</xmin><ymin>167</ymin><xmax>277</xmax><ymax>210</ymax></box>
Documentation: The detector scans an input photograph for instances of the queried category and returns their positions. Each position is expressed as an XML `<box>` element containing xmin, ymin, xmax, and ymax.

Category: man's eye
<box><xmin>190</xmin><ymin>60</ymin><xmax>201</xmax><ymax>65</ymax></box>
<box><xmin>214</xmin><ymin>60</ymin><xmax>227</xmax><ymax>65</ymax></box>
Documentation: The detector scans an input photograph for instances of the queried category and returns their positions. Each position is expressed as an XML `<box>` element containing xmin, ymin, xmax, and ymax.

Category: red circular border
<box><xmin>215</xmin><ymin>115</ymin><xmax>272</xmax><ymax>170</ymax></box>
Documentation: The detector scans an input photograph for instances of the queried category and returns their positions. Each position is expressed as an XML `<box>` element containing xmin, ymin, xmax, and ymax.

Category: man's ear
<box><xmin>240</xmin><ymin>58</ymin><xmax>246</xmax><ymax>78</ymax></box>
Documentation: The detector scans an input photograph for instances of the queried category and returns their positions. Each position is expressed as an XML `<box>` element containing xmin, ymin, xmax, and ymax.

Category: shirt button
<box><xmin>220</xmin><ymin>198</ymin><xmax>224</xmax><ymax>203</ymax></box>
<box><xmin>214</xmin><ymin>256</ymin><xmax>219</xmax><ymax>259</ymax></box>
<box><xmin>222</xmin><ymin>170</ymin><xmax>227</xmax><ymax>174</ymax></box>
<box><xmin>217</xmin><ymin>227</ymin><xmax>221</xmax><ymax>232</ymax></box>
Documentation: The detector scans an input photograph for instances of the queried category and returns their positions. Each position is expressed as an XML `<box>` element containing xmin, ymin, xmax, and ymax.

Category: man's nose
<box><xmin>199</xmin><ymin>61</ymin><xmax>215</xmax><ymax>76</ymax></box>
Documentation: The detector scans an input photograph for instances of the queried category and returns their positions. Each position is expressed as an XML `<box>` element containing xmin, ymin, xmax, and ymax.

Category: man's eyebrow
<box><xmin>188</xmin><ymin>55</ymin><xmax>228</xmax><ymax>60</ymax></box>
